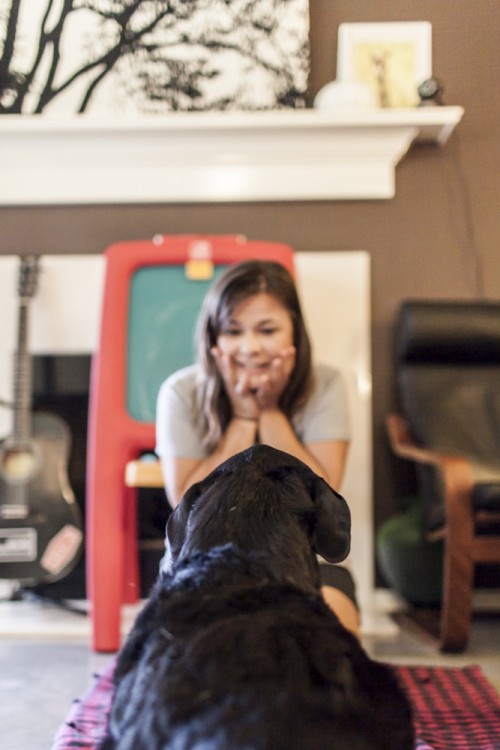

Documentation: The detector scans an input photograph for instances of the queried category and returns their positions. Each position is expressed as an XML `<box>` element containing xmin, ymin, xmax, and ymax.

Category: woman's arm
<box><xmin>158</xmin><ymin>360</ymin><xmax>349</xmax><ymax>504</ymax></box>
<box><xmin>161</xmin><ymin>417</ymin><xmax>258</xmax><ymax>507</ymax></box>
<box><xmin>258</xmin><ymin>408</ymin><xmax>349</xmax><ymax>490</ymax></box>
<box><xmin>162</xmin><ymin>413</ymin><xmax>349</xmax><ymax>507</ymax></box>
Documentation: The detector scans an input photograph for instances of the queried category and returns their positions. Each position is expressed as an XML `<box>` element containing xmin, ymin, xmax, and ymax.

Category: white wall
<box><xmin>295</xmin><ymin>252</ymin><xmax>373</xmax><ymax>618</ymax></box>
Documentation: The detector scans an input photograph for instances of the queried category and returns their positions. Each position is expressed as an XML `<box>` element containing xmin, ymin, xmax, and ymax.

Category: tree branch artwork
<box><xmin>0</xmin><ymin>0</ymin><xmax>309</xmax><ymax>114</ymax></box>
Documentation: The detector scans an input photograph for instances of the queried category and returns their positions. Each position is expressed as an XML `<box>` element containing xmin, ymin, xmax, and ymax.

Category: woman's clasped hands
<box><xmin>211</xmin><ymin>345</ymin><xmax>296</xmax><ymax>419</ymax></box>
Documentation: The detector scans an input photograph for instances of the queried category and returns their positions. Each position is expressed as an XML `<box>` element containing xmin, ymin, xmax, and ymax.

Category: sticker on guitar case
<box><xmin>40</xmin><ymin>525</ymin><xmax>83</xmax><ymax>575</ymax></box>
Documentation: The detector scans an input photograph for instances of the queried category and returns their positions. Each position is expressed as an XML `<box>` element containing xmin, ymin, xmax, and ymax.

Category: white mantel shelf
<box><xmin>0</xmin><ymin>107</ymin><xmax>463</xmax><ymax>204</ymax></box>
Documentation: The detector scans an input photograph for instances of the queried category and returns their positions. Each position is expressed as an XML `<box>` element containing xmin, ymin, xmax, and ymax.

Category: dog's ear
<box><xmin>252</xmin><ymin>445</ymin><xmax>351</xmax><ymax>563</ymax></box>
<box><xmin>165</xmin><ymin>480</ymin><xmax>204</xmax><ymax>565</ymax></box>
<box><xmin>165</xmin><ymin>458</ymin><xmax>236</xmax><ymax>565</ymax></box>
<box><xmin>308</xmin><ymin>474</ymin><xmax>351</xmax><ymax>563</ymax></box>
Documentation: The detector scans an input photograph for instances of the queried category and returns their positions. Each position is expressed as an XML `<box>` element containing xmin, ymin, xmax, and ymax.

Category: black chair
<box><xmin>380</xmin><ymin>300</ymin><xmax>500</xmax><ymax>652</ymax></box>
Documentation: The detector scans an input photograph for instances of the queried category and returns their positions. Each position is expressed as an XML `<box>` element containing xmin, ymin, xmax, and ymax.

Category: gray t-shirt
<box><xmin>155</xmin><ymin>363</ymin><xmax>350</xmax><ymax>459</ymax></box>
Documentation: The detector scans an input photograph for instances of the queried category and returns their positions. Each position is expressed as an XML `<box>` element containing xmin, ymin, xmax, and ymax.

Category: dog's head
<box><xmin>165</xmin><ymin>445</ymin><xmax>350</xmax><ymax>584</ymax></box>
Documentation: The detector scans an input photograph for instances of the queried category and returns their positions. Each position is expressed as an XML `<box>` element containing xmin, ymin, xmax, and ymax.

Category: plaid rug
<box><xmin>398</xmin><ymin>665</ymin><xmax>500</xmax><ymax>750</ymax></box>
<box><xmin>52</xmin><ymin>661</ymin><xmax>500</xmax><ymax>749</ymax></box>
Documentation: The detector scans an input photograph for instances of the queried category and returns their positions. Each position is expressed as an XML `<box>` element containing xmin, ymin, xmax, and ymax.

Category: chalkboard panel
<box><xmin>127</xmin><ymin>264</ymin><xmax>227</xmax><ymax>422</ymax></box>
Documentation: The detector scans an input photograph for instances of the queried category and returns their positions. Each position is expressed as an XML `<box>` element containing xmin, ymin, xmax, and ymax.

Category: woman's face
<box><xmin>216</xmin><ymin>293</ymin><xmax>294</xmax><ymax>386</ymax></box>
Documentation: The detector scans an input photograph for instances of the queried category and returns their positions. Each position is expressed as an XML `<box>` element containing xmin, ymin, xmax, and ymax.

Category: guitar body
<box><xmin>0</xmin><ymin>411</ymin><xmax>83</xmax><ymax>584</ymax></box>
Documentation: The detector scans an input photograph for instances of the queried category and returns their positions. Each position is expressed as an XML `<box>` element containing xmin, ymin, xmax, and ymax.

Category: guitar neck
<box><xmin>12</xmin><ymin>298</ymin><xmax>33</xmax><ymax>448</ymax></box>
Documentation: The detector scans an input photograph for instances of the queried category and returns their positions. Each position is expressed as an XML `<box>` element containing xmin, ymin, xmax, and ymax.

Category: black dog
<box><xmin>101</xmin><ymin>445</ymin><xmax>414</xmax><ymax>750</ymax></box>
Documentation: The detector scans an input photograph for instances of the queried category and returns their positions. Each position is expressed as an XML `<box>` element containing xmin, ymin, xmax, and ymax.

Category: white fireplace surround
<box><xmin>0</xmin><ymin>107</ymin><xmax>463</xmax><ymax>204</ymax></box>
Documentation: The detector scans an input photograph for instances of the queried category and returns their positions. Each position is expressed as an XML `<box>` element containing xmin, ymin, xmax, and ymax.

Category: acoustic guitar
<box><xmin>0</xmin><ymin>256</ymin><xmax>83</xmax><ymax>585</ymax></box>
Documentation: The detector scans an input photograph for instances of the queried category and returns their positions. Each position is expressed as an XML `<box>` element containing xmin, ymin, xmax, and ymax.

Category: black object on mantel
<box><xmin>418</xmin><ymin>77</ymin><xmax>445</xmax><ymax>106</ymax></box>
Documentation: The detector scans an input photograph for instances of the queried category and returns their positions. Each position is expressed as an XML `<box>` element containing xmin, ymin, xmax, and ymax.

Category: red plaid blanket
<box><xmin>52</xmin><ymin>661</ymin><xmax>500</xmax><ymax>749</ymax></box>
<box><xmin>399</xmin><ymin>665</ymin><xmax>500</xmax><ymax>750</ymax></box>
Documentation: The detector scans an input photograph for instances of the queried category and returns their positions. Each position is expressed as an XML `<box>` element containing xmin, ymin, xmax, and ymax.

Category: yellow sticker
<box><xmin>185</xmin><ymin>259</ymin><xmax>215</xmax><ymax>280</ymax></box>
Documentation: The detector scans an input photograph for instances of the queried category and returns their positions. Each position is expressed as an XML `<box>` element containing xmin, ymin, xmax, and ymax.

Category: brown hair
<box><xmin>194</xmin><ymin>260</ymin><xmax>313</xmax><ymax>450</ymax></box>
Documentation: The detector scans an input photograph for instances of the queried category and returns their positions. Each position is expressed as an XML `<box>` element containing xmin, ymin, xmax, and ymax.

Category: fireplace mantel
<box><xmin>0</xmin><ymin>107</ymin><xmax>463</xmax><ymax>204</ymax></box>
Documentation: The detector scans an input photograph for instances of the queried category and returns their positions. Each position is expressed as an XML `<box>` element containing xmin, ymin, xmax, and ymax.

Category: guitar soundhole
<box><xmin>1</xmin><ymin>448</ymin><xmax>37</xmax><ymax>480</ymax></box>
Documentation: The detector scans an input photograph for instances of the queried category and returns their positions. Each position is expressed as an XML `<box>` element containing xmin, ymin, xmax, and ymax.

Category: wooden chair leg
<box><xmin>440</xmin><ymin>466</ymin><xmax>475</xmax><ymax>652</ymax></box>
<box><xmin>440</xmin><ymin>538</ymin><xmax>474</xmax><ymax>652</ymax></box>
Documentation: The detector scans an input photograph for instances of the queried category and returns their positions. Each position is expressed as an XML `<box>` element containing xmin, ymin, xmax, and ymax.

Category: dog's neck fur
<box><xmin>147</xmin><ymin>543</ymin><xmax>329</xmax><ymax>646</ymax></box>
<box><xmin>168</xmin><ymin>542</ymin><xmax>321</xmax><ymax>595</ymax></box>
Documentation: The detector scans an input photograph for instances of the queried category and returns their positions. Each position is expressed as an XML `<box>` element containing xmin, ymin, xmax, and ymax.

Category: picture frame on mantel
<box><xmin>337</xmin><ymin>22</ymin><xmax>432</xmax><ymax>108</ymax></box>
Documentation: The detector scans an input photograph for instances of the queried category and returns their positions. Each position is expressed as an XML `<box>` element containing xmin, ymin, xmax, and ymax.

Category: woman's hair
<box><xmin>194</xmin><ymin>260</ymin><xmax>313</xmax><ymax>451</ymax></box>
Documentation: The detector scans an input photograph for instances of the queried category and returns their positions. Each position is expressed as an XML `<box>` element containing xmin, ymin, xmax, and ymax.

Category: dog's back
<box><xmin>101</xmin><ymin>446</ymin><xmax>414</xmax><ymax>750</ymax></box>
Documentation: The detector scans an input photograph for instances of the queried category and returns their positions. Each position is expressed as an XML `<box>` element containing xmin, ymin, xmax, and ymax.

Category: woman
<box><xmin>156</xmin><ymin>260</ymin><xmax>359</xmax><ymax>636</ymax></box>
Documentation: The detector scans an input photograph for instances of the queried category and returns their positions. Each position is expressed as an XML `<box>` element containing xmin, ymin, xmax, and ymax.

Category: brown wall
<box><xmin>1</xmin><ymin>1</ymin><xmax>499</xmax><ymax>556</ymax></box>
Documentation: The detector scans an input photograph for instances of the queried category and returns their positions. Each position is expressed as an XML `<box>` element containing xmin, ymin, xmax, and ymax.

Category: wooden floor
<box><xmin>1</xmin><ymin>589</ymin><xmax>499</xmax><ymax>750</ymax></box>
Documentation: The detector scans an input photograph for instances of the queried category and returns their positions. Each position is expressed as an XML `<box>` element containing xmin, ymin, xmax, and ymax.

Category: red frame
<box><xmin>86</xmin><ymin>235</ymin><xmax>295</xmax><ymax>651</ymax></box>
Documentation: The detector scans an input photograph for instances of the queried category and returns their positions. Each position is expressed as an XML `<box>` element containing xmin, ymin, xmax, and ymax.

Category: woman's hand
<box><xmin>211</xmin><ymin>347</ymin><xmax>260</xmax><ymax>419</ymax></box>
<box><xmin>254</xmin><ymin>346</ymin><xmax>296</xmax><ymax>411</ymax></box>
<box><xmin>211</xmin><ymin>345</ymin><xmax>295</xmax><ymax>418</ymax></box>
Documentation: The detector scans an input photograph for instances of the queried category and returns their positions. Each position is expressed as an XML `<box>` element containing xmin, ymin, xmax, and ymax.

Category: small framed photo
<box><xmin>337</xmin><ymin>22</ymin><xmax>432</xmax><ymax>108</ymax></box>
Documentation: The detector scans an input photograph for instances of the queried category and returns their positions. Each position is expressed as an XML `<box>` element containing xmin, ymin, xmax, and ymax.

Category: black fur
<box><xmin>100</xmin><ymin>445</ymin><xmax>414</xmax><ymax>750</ymax></box>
